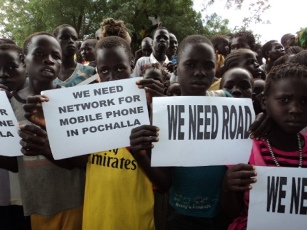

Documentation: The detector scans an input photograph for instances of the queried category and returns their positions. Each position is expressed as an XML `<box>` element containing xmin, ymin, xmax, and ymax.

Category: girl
<box><xmin>222</xmin><ymin>63</ymin><xmax>307</xmax><ymax>229</ymax></box>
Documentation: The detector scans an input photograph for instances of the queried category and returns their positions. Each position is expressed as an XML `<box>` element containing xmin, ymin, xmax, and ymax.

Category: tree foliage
<box><xmin>0</xmin><ymin>0</ymin><xmax>268</xmax><ymax>49</ymax></box>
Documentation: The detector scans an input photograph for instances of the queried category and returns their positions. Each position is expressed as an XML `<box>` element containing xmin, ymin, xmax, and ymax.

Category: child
<box><xmin>220</xmin><ymin>67</ymin><xmax>253</xmax><ymax>99</ymax></box>
<box><xmin>230</xmin><ymin>31</ymin><xmax>255</xmax><ymax>52</ymax></box>
<box><xmin>0</xmin><ymin>42</ymin><xmax>31</xmax><ymax>230</ymax></box>
<box><xmin>134</xmin><ymin>37</ymin><xmax>153</xmax><ymax>65</ymax></box>
<box><xmin>222</xmin><ymin>63</ymin><xmax>307</xmax><ymax>229</ymax></box>
<box><xmin>221</xmin><ymin>48</ymin><xmax>264</xmax><ymax>79</ymax></box>
<box><xmin>261</xmin><ymin>40</ymin><xmax>285</xmax><ymax>74</ymax></box>
<box><xmin>167</xmin><ymin>74</ymin><xmax>181</xmax><ymax>96</ymax></box>
<box><xmin>13</xmin><ymin>32</ymin><xmax>85</xmax><ymax>230</ymax></box>
<box><xmin>130</xmin><ymin>35</ymin><xmax>231</xmax><ymax>230</ymax></box>
<box><xmin>52</xmin><ymin>24</ymin><xmax>96</xmax><ymax>87</ymax></box>
<box><xmin>19</xmin><ymin>36</ymin><xmax>165</xmax><ymax>230</ymax></box>
<box><xmin>80</xmin><ymin>38</ymin><xmax>97</xmax><ymax>67</ymax></box>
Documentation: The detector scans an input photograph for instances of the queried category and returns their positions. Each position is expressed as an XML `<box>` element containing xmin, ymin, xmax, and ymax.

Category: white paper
<box><xmin>0</xmin><ymin>91</ymin><xmax>21</xmax><ymax>156</ymax></box>
<box><xmin>248</xmin><ymin>166</ymin><xmax>307</xmax><ymax>230</ymax></box>
<box><xmin>42</xmin><ymin>77</ymin><xmax>149</xmax><ymax>159</ymax></box>
<box><xmin>151</xmin><ymin>96</ymin><xmax>255</xmax><ymax>166</ymax></box>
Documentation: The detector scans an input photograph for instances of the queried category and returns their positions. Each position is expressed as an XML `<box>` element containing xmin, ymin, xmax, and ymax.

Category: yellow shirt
<box><xmin>83</xmin><ymin>148</ymin><xmax>155</xmax><ymax>230</ymax></box>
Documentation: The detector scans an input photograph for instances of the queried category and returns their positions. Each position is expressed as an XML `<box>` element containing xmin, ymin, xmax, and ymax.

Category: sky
<box><xmin>193</xmin><ymin>0</ymin><xmax>305</xmax><ymax>44</ymax></box>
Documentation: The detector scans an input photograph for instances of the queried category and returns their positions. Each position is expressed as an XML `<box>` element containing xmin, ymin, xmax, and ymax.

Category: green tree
<box><xmin>202</xmin><ymin>13</ymin><xmax>231</xmax><ymax>38</ymax></box>
<box><xmin>0</xmin><ymin>0</ymin><xmax>204</xmax><ymax>49</ymax></box>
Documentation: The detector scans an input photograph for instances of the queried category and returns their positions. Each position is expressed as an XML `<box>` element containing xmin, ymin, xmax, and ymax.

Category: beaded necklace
<box><xmin>266</xmin><ymin>133</ymin><xmax>303</xmax><ymax>168</ymax></box>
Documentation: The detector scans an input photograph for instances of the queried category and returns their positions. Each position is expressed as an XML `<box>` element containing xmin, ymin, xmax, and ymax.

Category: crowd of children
<box><xmin>1</xmin><ymin>16</ymin><xmax>307</xmax><ymax>230</ymax></box>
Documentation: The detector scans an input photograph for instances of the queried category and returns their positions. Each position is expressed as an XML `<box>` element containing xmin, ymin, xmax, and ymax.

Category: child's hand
<box><xmin>23</xmin><ymin>95</ymin><xmax>49</xmax><ymax>128</ymax></box>
<box><xmin>249</xmin><ymin>112</ymin><xmax>272</xmax><ymax>140</ymax></box>
<box><xmin>130</xmin><ymin>125</ymin><xmax>159</xmax><ymax>158</ymax></box>
<box><xmin>18</xmin><ymin>124</ymin><xmax>52</xmax><ymax>158</ymax></box>
<box><xmin>223</xmin><ymin>164</ymin><xmax>257</xmax><ymax>192</ymax></box>
<box><xmin>136</xmin><ymin>79</ymin><xmax>165</xmax><ymax>105</ymax></box>
<box><xmin>0</xmin><ymin>84</ymin><xmax>13</xmax><ymax>98</ymax></box>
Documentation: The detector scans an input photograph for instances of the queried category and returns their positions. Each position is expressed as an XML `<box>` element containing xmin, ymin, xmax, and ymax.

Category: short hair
<box><xmin>289</xmin><ymin>50</ymin><xmax>307</xmax><ymax>67</ymax></box>
<box><xmin>82</xmin><ymin>38</ymin><xmax>97</xmax><ymax>47</ymax></box>
<box><xmin>0</xmin><ymin>43</ymin><xmax>23</xmax><ymax>55</ymax></box>
<box><xmin>231</xmin><ymin>30</ymin><xmax>256</xmax><ymax>50</ymax></box>
<box><xmin>222</xmin><ymin>48</ymin><xmax>252</xmax><ymax>71</ymax></box>
<box><xmin>53</xmin><ymin>24</ymin><xmax>77</xmax><ymax>38</ymax></box>
<box><xmin>286</xmin><ymin>46</ymin><xmax>303</xmax><ymax>55</ymax></box>
<box><xmin>261</xmin><ymin>40</ymin><xmax>277</xmax><ymax>59</ymax></box>
<box><xmin>152</xmin><ymin>26</ymin><xmax>169</xmax><ymax>38</ymax></box>
<box><xmin>281</xmin><ymin>33</ymin><xmax>294</xmax><ymax>47</ymax></box>
<box><xmin>264</xmin><ymin>63</ymin><xmax>307</xmax><ymax>96</ymax></box>
<box><xmin>23</xmin><ymin>32</ymin><xmax>56</xmax><ymax>55</ymax></box>
<box><xmin>0</xmin><ymin>38</ymin><xmax>16</xmax><ymax>45</ymax></box>
<box><xmin>211</xmin><ymin>35</ymin><xmax>229</xmax><ymax>46</ymax></box>
<box><xmin>95</xmin><ymin>36</ymin><xmax>132</xmax><ymax>62</ymax></box>
<box><xmin>99</xmin><ymin>18</ymin><xmax>131</xmax><ymax>44</ymax></box>
<box><xmin>273</xmin><ymin>54</ymin><xmax>293</xmax><ymax>68</ymax></box>
<box><xmin>177</xmin><ymin>35</ymin><xmax>214</xmax><ymax>63</ymax></box>
<box><xmin>220</xmin><ymin>67</ymin><xmax>253</xmax><ymax>89</ymax></box>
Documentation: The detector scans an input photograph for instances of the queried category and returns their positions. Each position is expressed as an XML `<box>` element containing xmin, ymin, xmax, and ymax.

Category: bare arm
<box><xmin>221</xmin><ymin>164</ymin><xmax>257</xmax><ymax>219</ymax></box>
<box><xmin>130</xmin><ymin>125</ymin><xmax>172</xmax><ymax>192</ymax></box>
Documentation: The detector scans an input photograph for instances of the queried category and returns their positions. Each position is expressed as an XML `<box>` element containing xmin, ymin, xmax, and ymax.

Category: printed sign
<box><xmin>248</xmin><ymin>166</ymin><xmax>307</xmax><ymax>230</ymax></box>
<box><xmin>0</xmin><ymin>91</ymin><xmax>21</xmax><ymax>156</ymax></box>
<box><xmin>151</xmin><ymin>96</ymin><xmax>255</xmax><ymax>166</ymax></box>
<box><xmin>42</xmin><ymin>77</ymin><xmax>149</xmax><ymax>159</ymax></box>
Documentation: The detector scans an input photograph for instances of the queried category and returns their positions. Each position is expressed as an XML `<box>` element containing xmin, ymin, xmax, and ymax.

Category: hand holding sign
<box><xmin>19</xmin><ymin>124</ymin><xmax>52</xmax><ymax>158</ymax></box>
<box><xmin>130</xmin><ymin>125</ymin><xmax>159</xmax><ymax>156</ymax></box>
<box><xmin>23</xmin><ymin>95</ymin><xmax>49</xmax><ymax>128</ymax></box>
<box><xmin>223</xmin><ymin>164</ymin><xmax>257</xmax><ymax>192</ymax></box>
<box><xmin>136</xmin><ymin>78</ymin><xmax>164</xmax><ymax>104</ymax></box>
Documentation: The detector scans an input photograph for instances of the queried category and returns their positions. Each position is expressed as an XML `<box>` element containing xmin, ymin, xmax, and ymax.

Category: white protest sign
<box><xmin>247</xmin><ymin>166</ymin><xmax>307</xmax><ymax>230</ymax></box>
<box><xmin>151</xmin><ymin>96</ymin><xmax>255</xmax><ymax>166</ymax></box>
<box><xmin>42</xmin><ymin>77</ymin><xmax>149</xmax><ymax>159</ymax></box>
<box><xmin>0</xmin><ymin>91</ymin><xmax>21</xmax><ymax>156</ymax></box>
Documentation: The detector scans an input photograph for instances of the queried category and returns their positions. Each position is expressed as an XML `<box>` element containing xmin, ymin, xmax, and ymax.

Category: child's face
<box><xmin>268</xmin><ymin>42</ymin><xmax>285</xmax><ymax>60</ymax></box>
<box><xmin>0</xmin><ymin>49</ymin><xmax>26</xmax><ymax>91</ymax></box>
<box><xmin>263</xmin><ymin>78</ymin><xmax>307</xmax><ymax>133</ymax></box>
<box><xmin>25</xmin><ymin>35</ymin><xmax>62</xmax><ymax>82</ymax></box>
<box><xmin>238</xmin><ymin>50</ymin><xmax>262</xmax><ymax>79</ymax></box>
<box><xmin>96</xmin><ymin>46</ymin><xmax>131</xmax><ymax>82</ymax></box>
<box><xmin>230</xmin><ymin>36</ymin><xmax>250</xmax><ymax>51</ymax></box>
<box><xmin>216</xmin><ymin>39</ymin><xmax>229</xmax><ymax>57</ymax></box>
<box><xmin>141</xmin><ymin>43</ymin><xmax>152</xmax><ymax>57</ymax></box>
<box><xmin>56</xmin><ymin>27</ymin><xmax>78</xmax><ymax>56</ymax></box>
<box><xmin>80</xmin><ymin>41</ymin><xmax>95</xmax><ymax>62</ymax></box>
<box><xmin>221</xmin><ymin>68</ymin><xmax>253</xmax><ymax>98</ymax></box>
<box><xmin>167</xmin><ymin>82</ymin><xmax>181</xmax><ymax>96</ymax></box>
<box><xmin>177</xmin><ymin>43</ymin><xmax>215</xmax><ymax>96</ymax></box>
<box><xmin>167</xmin><ymin>34</ymin><xmax>178</xmax><ymax>56</ymax></box>
<box><xmin>253</xmin><ymin>79</ymin><xmax>265</xmax><ymax>96</ymax></box>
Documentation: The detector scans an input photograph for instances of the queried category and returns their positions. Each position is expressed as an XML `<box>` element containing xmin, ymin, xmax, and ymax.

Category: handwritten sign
<box><xmin>0</xmin><ymin>91</ymin><xmax>21</xmax><ymax>156</ymax></box>
<box><xmin>247</xmin><ymin>166</ymin><xmax>307</xmax><ymax>230</ymax></box>
<box><xmin>151</xmin><ymin>96</ymin><xmax>255</xmax><ymax>166</ymax></box>
<box><xmin>42</xmin><ymin>77</ymin><xmax>149</xmax><ymax>159</ymax></box>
